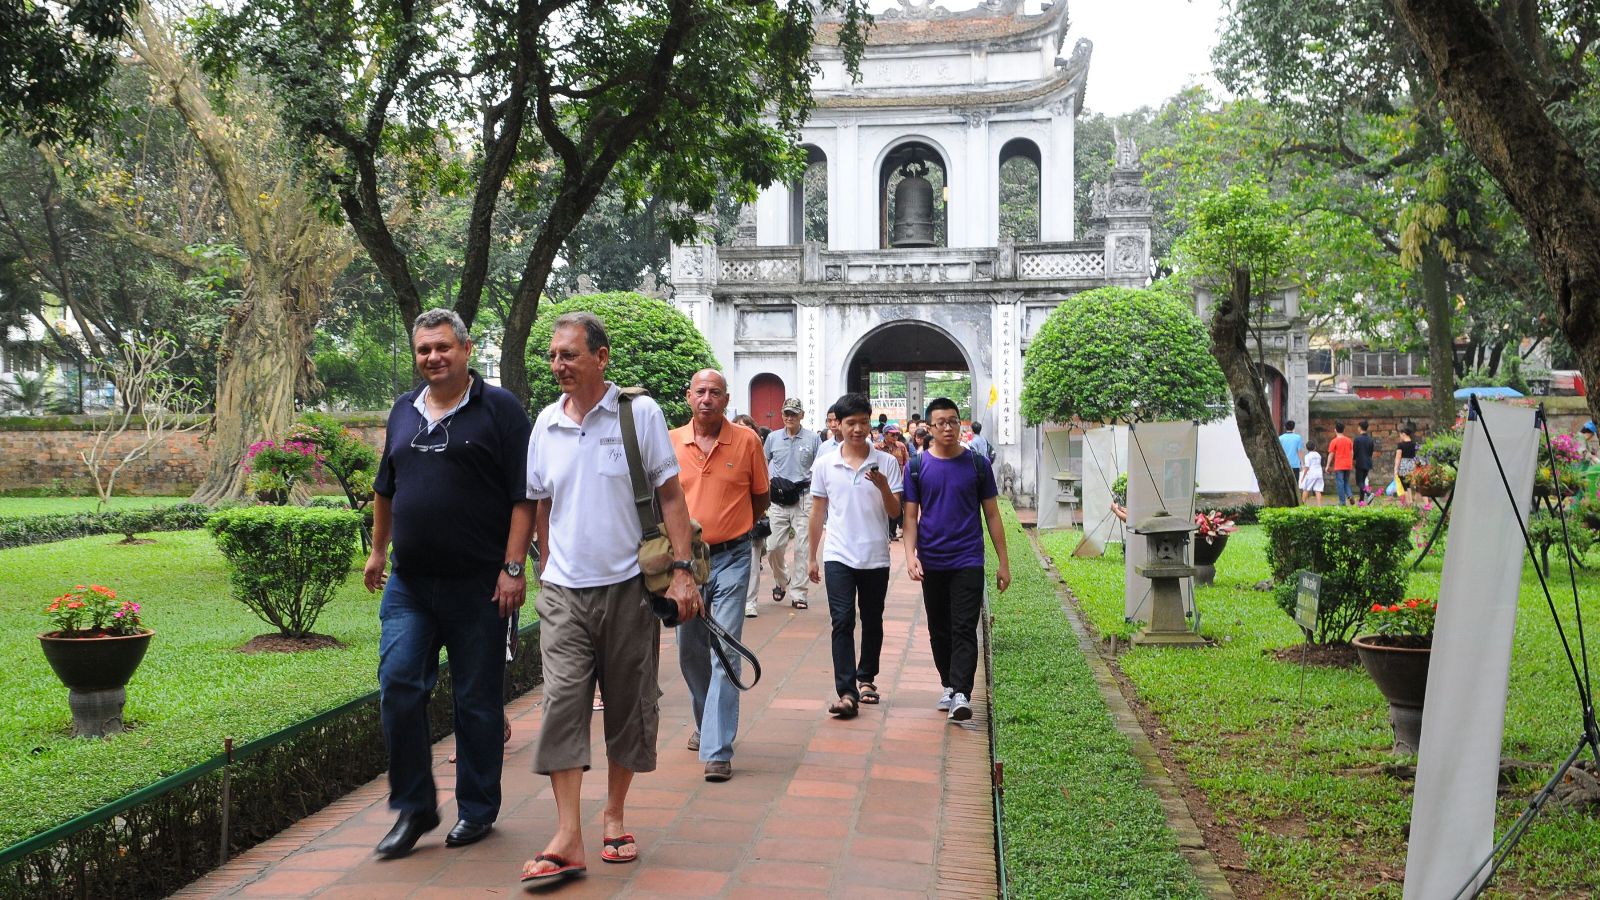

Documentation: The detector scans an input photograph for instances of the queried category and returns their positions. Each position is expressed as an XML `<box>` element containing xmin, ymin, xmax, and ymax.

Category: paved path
<box><xmin>174</xmin><ymin>542</ymin><xmax>997</xmax><ymax>899</ymax></box>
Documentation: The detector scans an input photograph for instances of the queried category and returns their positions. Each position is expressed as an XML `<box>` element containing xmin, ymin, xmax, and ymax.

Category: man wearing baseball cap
<box><xmin>764</xmin><ymin>397</ymin><xmax>821</xmax><ymax>609</ymax></box>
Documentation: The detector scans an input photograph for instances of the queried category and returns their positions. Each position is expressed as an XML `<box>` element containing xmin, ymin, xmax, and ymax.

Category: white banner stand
<box><xmin>1404</xmin><ymin>400</ymin><xmax>1538</xmax><ymax>899</ymax></box>
<box><xmin>1076</xmin><ymin>425</ymin><xmax>1126</xmax><ymax>557</ymax></box>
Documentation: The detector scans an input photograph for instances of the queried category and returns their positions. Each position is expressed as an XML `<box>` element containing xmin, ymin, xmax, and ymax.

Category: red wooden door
<box><xmin>750</xmin><ymin>374</ymin><xmax>785</xmax><ymax>431</ymax></box>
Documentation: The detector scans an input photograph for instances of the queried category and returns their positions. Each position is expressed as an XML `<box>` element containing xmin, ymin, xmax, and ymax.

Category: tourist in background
<box><xmin>1279</xmin><ymin>420</ymin><xmax>1305</xmax><ymax>482</ymax></box>
<box><xmin>734</xmin><ymin>414</ymin><xmax>769</xmax><ymax>619</ymax></box>
<box><xmin>670</xmin><ymin>370</ymin><xmax>768</xmax><ymax>782</ymax></box>
<box><xmin>876</xmin><ymin>424</ymin><xmax>910</xmax><ymax>540</ymax></box>
<box><xmin>1394</xmin><ymin>423</ymin><xmax>1418</xmax><ymax>507</ymax></box>
<box><xmin>808</xmin><ymin>393</ymin><xmax>902</xmax><ymax>719</ymax></box>
<box><xmin>965</xmin><ymin>420</ymin><xmax>994</xmax><ymax>463</ymax></box>
<box><xmin>1352</xmin><ymin>420</ymin><xmax>1377</xmax><ymax>503</ymax></box>
<box><xmin>1327</xmin><ymin>422</ymin><xmax>1355</xmax><ymax>505</ymax></box>
<box><xmin>903</xmin><ymin>397</ymin><xmax>1009</xmax><ymax>724</ymax></box>
<box><xmin>765</xmin><ymin>398</ymin><xmax>821</xmax><ymax>610</ymax></box>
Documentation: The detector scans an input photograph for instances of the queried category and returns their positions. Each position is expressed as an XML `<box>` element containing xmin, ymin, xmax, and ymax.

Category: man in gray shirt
<box><xmin>765</xmin><ymin>397</ymin><xmax>822</xmax><ymax>609</ymax></box>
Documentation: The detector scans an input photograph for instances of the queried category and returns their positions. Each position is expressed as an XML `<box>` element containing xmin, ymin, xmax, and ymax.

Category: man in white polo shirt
<box><xmin>807</xmin><ymin>392</ymin><xmax>902</xmax><ymax>720</ymax></box>
<box><xmin>519</xmin><ymin>311</ymin><xmax>700</xmax><ymax>886</ymax></box>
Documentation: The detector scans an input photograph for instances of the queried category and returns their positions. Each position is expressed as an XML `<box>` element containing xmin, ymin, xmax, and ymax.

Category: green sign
<box><xmin>1295</xmin><ymin>571</ymin><xmax>1322</xmax><ymax>633</ymax></box>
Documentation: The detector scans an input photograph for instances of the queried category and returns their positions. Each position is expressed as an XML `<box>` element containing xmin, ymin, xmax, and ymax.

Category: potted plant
<box><xmin>1192</xmin><ymin>509</ymin><xmax>1237</xmax><ymax>585</ymax></box>
<box><xmin>1353</xmin><ymin>597</ymin><xmax>1435</xmax><ymax>754</ymax></box>
<box><xmin>241</xmin><ymin>438</ymin><xmax>323</xmax><ymax>504</ymax></box>
<box><xmin>38</xmin><ymin>585</ymin><xmax>154</xmax><ymax>738</ymax></box>
<box><xmin>1409</xmin><ymin>463</ymin><xmax>1456</xmax><ymax>498</ymax></box>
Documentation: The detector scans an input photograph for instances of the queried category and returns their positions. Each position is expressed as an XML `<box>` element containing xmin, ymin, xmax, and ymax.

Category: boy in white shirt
<box><xmin>807</xmin><ymin>393</ymin><xmax>902</xmax><ymax>719</ymax></box>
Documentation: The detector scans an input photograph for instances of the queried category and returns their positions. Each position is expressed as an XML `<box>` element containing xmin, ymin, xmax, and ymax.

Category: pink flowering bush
<box><xmin>44</xmin><ymin>584</ymin><xmax>146</xmax><ymax>637</ymax></box>
<box><xmin>1194</xmin><ymin>510</ymin><xmax>1237</xmax><ymax>544</ymax></box>
<box><xmin>1550</xmin><ymin>433</ymin><xmax>1586</xmax><ymax>465</ymax></box>
<box><xmin>241</xmin><ymin>438</ymin><xmax>324</xmax><ymax>499</ymax></box>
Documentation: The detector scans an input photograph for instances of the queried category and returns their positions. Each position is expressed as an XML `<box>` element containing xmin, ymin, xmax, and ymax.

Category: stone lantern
<box><xmin>1130</xmin><ymin>511</ymin><xmax>1209</xmax><ymax>647</ymax></box>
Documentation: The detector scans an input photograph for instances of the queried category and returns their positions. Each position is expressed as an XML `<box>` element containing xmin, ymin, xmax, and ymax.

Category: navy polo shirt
<box><xmin>373</xmin><ymin>371</ymin><xmax>532</xmax><ymax>577</ymax></box>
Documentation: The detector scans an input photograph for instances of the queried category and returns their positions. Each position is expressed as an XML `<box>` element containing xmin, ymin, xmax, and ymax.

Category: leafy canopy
<box><xmin>526</xmin><ymin>292</ymin><xmax>719</xmax><ymax>427</ymax></box>
<box><xmin>1021</xmin><ymin>286</ymin><xmax>1227</xmax><ymax>426</ymax></box>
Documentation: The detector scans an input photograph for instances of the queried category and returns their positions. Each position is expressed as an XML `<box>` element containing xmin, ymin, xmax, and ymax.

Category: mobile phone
<box><xmin>865</xmin><ymin>463</ymin><xmax>879</xmax><ymax>474</ymax></box>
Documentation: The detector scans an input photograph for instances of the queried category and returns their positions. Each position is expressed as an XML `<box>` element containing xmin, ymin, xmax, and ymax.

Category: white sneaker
<box><xmin>936</xmin><ymin>687</ymin><xmax>955</xmax><ymax>711</ymax></box>
<box><xmin>745</xmin><ymin>603</ymin><xmax>758</xmax><ymax>619</ymax></box>
<box><xmin>948</xmin><ymin>693</ymin><xmax>972</xmax><ymax>722</ymax></box>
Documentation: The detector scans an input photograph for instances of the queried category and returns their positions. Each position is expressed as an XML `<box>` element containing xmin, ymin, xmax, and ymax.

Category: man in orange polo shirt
<box><xmin>1327</xmin><ymin>422</ymin><xmax>1356</xmax><ymax>506</ymax></box>
<box><xmin>670</xmin><ymin>369</ymin><xmax>769</xmax><ymax>781</ymax></box>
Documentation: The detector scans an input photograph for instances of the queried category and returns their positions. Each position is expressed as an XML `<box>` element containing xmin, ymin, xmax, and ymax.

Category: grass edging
<box><xmin>0</xmin><ymin>622</ymin><xmax>542</xmax><ymax>900</ymax></box>
<box><xmin>988</xmin><ymin>502</ymin><xmax>1204</xmax><ymax>898</ymax></box>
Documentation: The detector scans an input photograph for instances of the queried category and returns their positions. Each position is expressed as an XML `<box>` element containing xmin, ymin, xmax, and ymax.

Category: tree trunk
<box><xmin>1389</xmin><ymin>0</ymin><xmax>1600</xmax><ymax>431</ymax></box>
<box><xmin>1209</xmin><ymin>267</ymin><xmax>1301</xmax><ymax>507</ymax></box>
<box><xmin>190</xmin><ymin>265</ymin><xmax>299</xmax><ymax>504</ymax></box>
<box><xmin>1422</xmin><ymin>245</ymin><xmax>1457</xmax><ymax>430</ymax></box>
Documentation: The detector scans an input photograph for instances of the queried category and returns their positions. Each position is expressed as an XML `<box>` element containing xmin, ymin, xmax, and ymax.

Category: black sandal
<box><xmin>828</xmin><ymin>695</ymin><xmax>859</xmax><ymax>719</ymax></box>
<box><xmin>791</xmin><ymin>596</ymin><xmax>808</xmax><ymax>609</ymax></box>
<box><xmin>772</xmin><ymin>585</ymin><xmax>786</xmax><ymax>603</ymax></box>
<box><xmin>858</xmin><ymin>683</ymin><xmax>880</xmax><ymax>704</ymax></box>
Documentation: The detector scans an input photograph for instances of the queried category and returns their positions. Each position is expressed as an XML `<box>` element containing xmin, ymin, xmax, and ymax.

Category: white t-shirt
<box><xmin>811</xmin><ymin>446</ymin><xmax>903</xmax><ymax>569</ymax></box>
<box><xmin>527</xmin><ymin>383</ymin><xmax>679</xmax><ymax>589</ymax></box>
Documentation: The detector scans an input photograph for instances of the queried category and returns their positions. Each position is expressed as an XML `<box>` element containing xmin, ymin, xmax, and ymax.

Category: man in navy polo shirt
<box><xmin>903</xmin><ymin>397</ymin><xmax>1010</xmax><ymax>723</ymax></box>
<box><xmin>363</xmin><ymin>308</ymin><xmax>534</xmax><ymax>859</ymax></box>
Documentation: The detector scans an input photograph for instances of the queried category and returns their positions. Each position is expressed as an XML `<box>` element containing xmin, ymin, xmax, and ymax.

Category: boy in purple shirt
<box><xmin>902</xmin><ymin>397</ymin><xmax>1011</xmax><ymax>722</ymax></box>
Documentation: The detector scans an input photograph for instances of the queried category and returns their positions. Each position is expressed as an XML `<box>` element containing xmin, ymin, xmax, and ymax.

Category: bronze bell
<box><xmin>891</xmin><ymin>164</ymin><xmax>936</xmax><ymax>247</ymax></box>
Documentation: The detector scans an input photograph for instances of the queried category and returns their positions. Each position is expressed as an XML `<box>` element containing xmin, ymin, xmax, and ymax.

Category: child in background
<box><xmin>1300</xmin><ymin>439</ymin><xmax>1325</xmax><ymax>506</ymax></box>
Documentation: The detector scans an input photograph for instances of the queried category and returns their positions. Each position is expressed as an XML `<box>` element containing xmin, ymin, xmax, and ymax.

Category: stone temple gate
<box><xmin>670</xmin><ymin>0</ymin><xmax>1155</xmax><ymax>505</ymax></box>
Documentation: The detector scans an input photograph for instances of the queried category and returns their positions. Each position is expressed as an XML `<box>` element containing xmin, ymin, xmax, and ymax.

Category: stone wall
<box><xmin>0</xmin><ymin>415</ymin><xmax>387</xmax><ymax>496</ymax></box>
<box><xmin>1307</xmin><ymin>396</ymin><xmax>1591</xmax><ymax>491</ymax></box>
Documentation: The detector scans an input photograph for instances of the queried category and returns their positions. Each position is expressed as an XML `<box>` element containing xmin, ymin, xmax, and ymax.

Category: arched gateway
<box><xmin>670</xmin><ymin>0</ymin><xmax>1155</xmax><ymax>505</ymax></box>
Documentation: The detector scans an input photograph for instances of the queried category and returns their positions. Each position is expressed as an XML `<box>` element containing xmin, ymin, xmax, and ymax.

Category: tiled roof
<box><xmin>816</xmin><ymin>2</ymin><xmax>1067</xmax><ymax>48</ymax></box>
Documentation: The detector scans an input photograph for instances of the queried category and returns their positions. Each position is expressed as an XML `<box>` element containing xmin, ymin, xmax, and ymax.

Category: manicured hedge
<box><xmin>1259</xmin><ymin>505</ymin><xmax>1416</xmax><ymax>644</ymax></box>
<box><xmin>207</xmin><ymin>506</ymin><xmax>363</xmax><ymax>638</ymax></box>
<box><xmin>0</xmin><ymin>503</ymin><xmax>213</xmax><ymax>550</ymax></box>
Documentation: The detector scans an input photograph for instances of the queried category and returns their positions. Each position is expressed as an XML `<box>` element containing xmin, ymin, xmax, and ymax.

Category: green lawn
<box><xmin>990</xmin><ymin>503</ymin><xmax>1203</xmax><ymax>898</ymax></box>
<box><xmin>0</xmin><ymin>529</ymin><xmax>383</xmax><ymax>849</ymax></box>
<box><xmin>0</xmin><ymin>496</ymin><xmax>188</xmax><ymax>517</ymax></box>
<box><xmin>1040</xmin><ymin>525</ymin><xmax>1600</xmax><ymax>898</ymax></box>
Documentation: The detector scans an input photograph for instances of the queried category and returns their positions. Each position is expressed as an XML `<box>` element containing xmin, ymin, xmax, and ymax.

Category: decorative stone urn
<box><xmin>1353</xmin><ymin>634</ymin><xmax>1431</xmax><ymax>754</ymax></box>
<box><xmin>38</xmin><ymin>629</ymin><xmax>155</xmax><ymax>738</ymax></box>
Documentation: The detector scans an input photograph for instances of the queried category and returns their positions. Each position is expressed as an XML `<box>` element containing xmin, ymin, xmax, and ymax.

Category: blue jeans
<box><xmin>677</xmin><ymin>537</ymin><xmax>752</xmax><ymax>763</ymax></box>
<box><xmin>1335</xmin><ymin>470</ymin><xmax>1353</xmax><ymax>505</ymax></box>
<box><xmin>378</xmin><ymin>568</ymin><xmax>506</xmax><ymax>824</ymax></box>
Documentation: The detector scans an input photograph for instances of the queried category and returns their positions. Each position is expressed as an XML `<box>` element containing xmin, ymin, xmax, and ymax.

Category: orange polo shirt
<box><xmin>670</xmin><ymin>420</ymin><xmax>770</xmax><ymax>545</ymax></box>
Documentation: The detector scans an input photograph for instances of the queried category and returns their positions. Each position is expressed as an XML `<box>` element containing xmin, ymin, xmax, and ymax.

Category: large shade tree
<box><xmin>204</xmin><ymin>0</ymin><xmax>871</xmax><ymax>406</ymax></box>
<box><xmin>1386</xmin><ymin>0</ymin><xmax>1600</xmax><ymax>429</ymax></box>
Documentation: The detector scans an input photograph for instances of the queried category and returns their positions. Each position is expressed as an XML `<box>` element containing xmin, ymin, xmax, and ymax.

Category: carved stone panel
<box><xmin>736</xmin><ymin>308</ymin><xmax>797</xmax><ymax>342</ymax></box>
<box><xmin>1113</xmin><ymin>236</ymin><xmax>1146</xmax><ymax>274</ymax></box>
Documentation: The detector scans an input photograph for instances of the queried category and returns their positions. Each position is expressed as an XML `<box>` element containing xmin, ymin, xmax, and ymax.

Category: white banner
<box><xmin>1404</xmin><ymin>401</ymin><xmax>1538</xmax><ymax>899</ymax></box>
<box><xmin>1035</xmin><ymin>425</ymin><xmax>1072</xmax><ymax>531</ymax></box>
<box><xmin>1076</xmin><ymin>425</ymin><xmax>1126</xmax><ymax>557</ymax></box>
<box><xmin>1124</xmin><ymin>421</ymin><xmax>1198</xmax><ymax>621</ymax></box>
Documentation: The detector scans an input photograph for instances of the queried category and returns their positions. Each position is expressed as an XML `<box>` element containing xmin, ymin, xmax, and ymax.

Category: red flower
<box><xmin>1388</xmin><ymin>604</ymin><xmax>1401</xmax><ymax>613</ymax></box>
<box><xmin>1371</xmin><ymin>603</ymin><xmax>1385</xmax><ymax>612</ymax></box>
<box><xmin>1406</xmin><ymin>599</ymin><xmax>1419</xmax><ymax>608</ymax></box>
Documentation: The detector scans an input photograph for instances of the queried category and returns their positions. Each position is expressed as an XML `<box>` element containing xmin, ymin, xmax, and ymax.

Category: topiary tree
<box><xmin>207</xmin><ymin>506</ymin><xmax>361</xmax><ymax>639</ymax></box>
<box><xmin>527</xmin><ymin>292</ymin><xmax>720</xmax><ymax>426</ymax></box>
<box><xmin>1021</xmin><ymin>285</ymin><xmax>1228</xmax><ymax>426</ymax></box>
<box><xmin>1260</xmin><ymin>506</ymin><xmax>1417</xmax><ymax>645</ymax></box>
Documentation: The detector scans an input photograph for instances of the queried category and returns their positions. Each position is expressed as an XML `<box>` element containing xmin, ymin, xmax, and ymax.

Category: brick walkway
<box><xmin>174</xmin><ymin>542</ymin><xmax>997</xmax><ymax>899</ymax></box>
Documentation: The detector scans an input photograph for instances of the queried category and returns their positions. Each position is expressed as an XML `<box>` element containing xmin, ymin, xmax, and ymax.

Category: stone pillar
<box><xmin>906</xmin><ymin>371</ymin><xmax>926</xmax><ymax>422</ymax></box>
<box><xmin>1043</xmin><ymin>100</ymin><xmax>1075</xmax><ymax>241</ymax></box>
<box><xmin>1103</xmin><ymin>132</ymin><xmax>1152</xmax><ymax>287</ymax></box>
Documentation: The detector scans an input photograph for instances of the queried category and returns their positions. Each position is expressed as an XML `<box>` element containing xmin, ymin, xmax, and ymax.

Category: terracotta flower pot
<box><xmin>1353</xmin><ymin>633</ymin><xmax>1431</xmax><ymax>754</ymax></box>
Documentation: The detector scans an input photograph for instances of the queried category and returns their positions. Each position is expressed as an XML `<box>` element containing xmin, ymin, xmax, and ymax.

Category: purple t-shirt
<box><xmin>904</xmin><ymin>449</ymin><xmax>998</xmax><ymax>571</ymax></box>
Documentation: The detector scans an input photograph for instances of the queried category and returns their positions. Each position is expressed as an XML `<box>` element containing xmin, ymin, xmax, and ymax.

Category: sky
<box><xmin>864</xmin><ymin>0</ymin><xmax>1229</xmax><ymax>116</ymax></box>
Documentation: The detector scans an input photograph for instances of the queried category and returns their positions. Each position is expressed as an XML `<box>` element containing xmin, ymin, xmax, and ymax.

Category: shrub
<box><xmin>1419</xmin><ymin>431</ymin><xmax>1462</xmax><ymax>468</ymax></box>
<box><xmin>1528</xmin><ymin>510</ymin><xmax>1593</xmax><ymax>576</ymax></box>
<box><xmin>0</xmin><ymin>503</ymin><xmax>213</xmax><ymax>550</ymax></box>
<box><xmin>1020</xmin><ymin>285</ymin><xmax>1228</xmax><ymax>426</ymax></box>
<box><xmin>207</xmin><ymin>506</ymin><xmax>362</xmax><ymax>638</ymax></box>
<box><xmin>526</xmin><ymin>291</ymin><xmax>720</xmax><ymax>426</ymax></box>
<box><xmin>1259</xmin><ymin>506</ymin><xmax>1417</xmax><ymax>644</ymax></box>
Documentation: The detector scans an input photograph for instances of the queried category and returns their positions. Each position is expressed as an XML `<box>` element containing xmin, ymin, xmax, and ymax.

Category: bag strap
<box><xmin>704</xmin><ymin>615</ymin><xmax>762</xmax><ymax>690</ymax></box>
<box><xmin>616</xmin><ymin>388</ymin><xmax>661</xmax><ymax>540</ymax></box>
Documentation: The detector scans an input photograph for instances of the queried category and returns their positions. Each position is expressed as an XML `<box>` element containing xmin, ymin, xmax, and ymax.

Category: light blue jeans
<box><xmin>677</xmin><ymin>537</ymin><xmax>753</xmax><ymax>763</ymax></box>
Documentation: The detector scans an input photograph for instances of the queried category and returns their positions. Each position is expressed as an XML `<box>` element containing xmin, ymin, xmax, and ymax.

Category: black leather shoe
<box><xmin>444</xmin><ymin>819</ymin><xmax>494</xmax><ymax>847</ymax></box>
<box><xmin>375</xmin><ymin>809</ymin><xmax>441</xmax><ymax>859</ymax></box>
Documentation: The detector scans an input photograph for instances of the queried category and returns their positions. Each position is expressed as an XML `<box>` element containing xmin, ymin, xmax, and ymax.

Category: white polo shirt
<box><xmin>527</xmin><ymin>383</ymin><xmax>679</xmax><ymax>589</ymax></box>
<box><xmin>811</xmin><ymin>446</ymin><xmax>903</xmax><ymax>569</ymax></box>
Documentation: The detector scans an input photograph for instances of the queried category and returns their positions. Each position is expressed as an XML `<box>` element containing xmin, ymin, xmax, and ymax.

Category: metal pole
<box><xmin>218</xmin><ymin>737</ymin><xmax>233</xmax><ymax>866</ymax></box>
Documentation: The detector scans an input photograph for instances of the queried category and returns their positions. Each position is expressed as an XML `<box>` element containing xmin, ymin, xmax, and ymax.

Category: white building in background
<box><xmin>670</xmin><ymin>0</ymin><xmax>1156</xmax><ymax>506</ymax></box>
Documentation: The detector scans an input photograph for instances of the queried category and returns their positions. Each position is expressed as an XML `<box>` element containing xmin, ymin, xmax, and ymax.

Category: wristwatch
<box><xmin>668</xmin><ymin>559</ymin><xmax>694</xmax><ymax>574</ymax></box>
<box><xmin>503</xmin><ymin>561</ymin><xmax>525</xmax><ymax>578</ymax></box>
